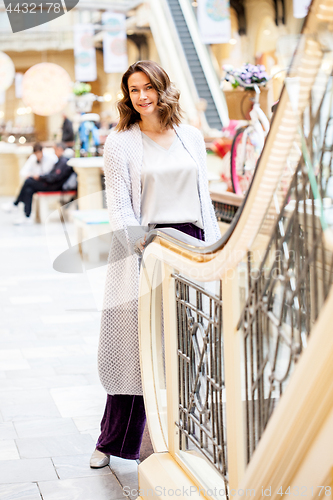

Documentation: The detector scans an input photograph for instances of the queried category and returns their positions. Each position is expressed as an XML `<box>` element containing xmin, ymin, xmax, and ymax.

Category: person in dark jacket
<box><xmin>12</xmin><ymin>143</ymin><xmax>74</xmax><ymax>225</ymax></box>
<box><xmin>61</xmin><ymin>115</ymin><xmax>74</xmax><ymax>145</ymax></box>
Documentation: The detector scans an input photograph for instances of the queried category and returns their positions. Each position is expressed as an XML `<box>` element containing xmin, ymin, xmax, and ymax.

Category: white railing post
<box><xmin>139</xmin><ymin>253</ymin><xmax>169</xmax><ymax>453</ymax></box>
<box><xmin>161</xmin><ymin>263</ymin><xmax>180</xmax><ymax>456</ymax></box>
<box><xmin>222</xmin><ymin>267</ymin><xmax>247</xmax><ymax>489</ymax></box>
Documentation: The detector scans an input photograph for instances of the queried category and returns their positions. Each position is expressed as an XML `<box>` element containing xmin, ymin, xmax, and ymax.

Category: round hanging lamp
<box><xmin>0</xmin><ymin>52</ymin><xmax>15</xmax><ymax>91</ymax></box>
<box><xmin>22</xmin><ymin>63</ymin><xmax>72</xmax><ymax>116</ymax></box>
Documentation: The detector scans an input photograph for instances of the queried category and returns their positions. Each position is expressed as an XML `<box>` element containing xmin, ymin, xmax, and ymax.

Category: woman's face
<box><xmin>127</xmin><ymin>71</ymin><xmax>159</xmax><ymax>118</ymax></box>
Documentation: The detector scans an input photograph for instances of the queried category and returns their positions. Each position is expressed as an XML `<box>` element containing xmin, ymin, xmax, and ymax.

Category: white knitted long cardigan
<box><xmin>98</xmin><ymin>122</ymin><xmax>221</xmax><ymax>395</ymax></box>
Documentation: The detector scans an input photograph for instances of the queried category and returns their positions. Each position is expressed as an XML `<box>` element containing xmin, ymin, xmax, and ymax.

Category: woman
<box><xmin>90</xmin><ymin>60</ymin><xmax>221</xmax><ymax>468</ymax></box>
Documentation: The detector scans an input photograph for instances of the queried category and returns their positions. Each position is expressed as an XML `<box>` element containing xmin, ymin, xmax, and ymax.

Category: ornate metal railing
<box><xmin>212</xmin><ymin>200</ymin><xmax>240</xmax><ymax>224</ymax></box>
<box><xmin>238</xmin><ymin>69</ymin><xmax>333</xmax><ymax>462</ymax></box>
<box><xmin>174</xmin><ymin>274</ymin><xmax>228</xmax><ymax>491</ymax></box>
<box><xmin>210</xmin><ymin>191</ymin><xmax>244</xmax><ymax>224</ymax></box>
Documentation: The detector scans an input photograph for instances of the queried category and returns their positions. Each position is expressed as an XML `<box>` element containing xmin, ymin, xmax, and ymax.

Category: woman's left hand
<box><xmin>135</xmin><ymin>233</ymin><xmax>147</xmax><ymax>254</ymax></box>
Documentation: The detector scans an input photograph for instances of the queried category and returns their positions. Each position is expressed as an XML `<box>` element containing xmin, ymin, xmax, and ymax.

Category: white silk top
<box><xmin>140</xmin><ymin>132</ymin><xmax>203</xmax><ymax>228</ymax></box>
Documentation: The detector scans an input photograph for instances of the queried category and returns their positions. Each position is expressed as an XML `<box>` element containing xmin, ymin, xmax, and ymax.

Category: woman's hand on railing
<box><xmin>134</xmin><ymin>233</ymin><xmax>148</xmax><ymax>255</ymax></box>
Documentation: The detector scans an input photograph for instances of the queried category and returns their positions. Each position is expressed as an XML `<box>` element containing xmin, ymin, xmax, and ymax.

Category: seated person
<box><xmin>61</xmin><ymin>114</ymin><xmax>74</xmax><ymax>147</ymax></box>
<box><xmin>20</xmin><ymin>142</ymin><xmax>58</xmax><ymax>180</ymax></box>
<box><xmin>1</xmin><ymin>142</ymin><xmax>58</xmax><ymax>214</ymax></box>
<box><xmin>9</xmin><ymin>142</ymin><xmax>74</xmax><ymax>225</ymax></box>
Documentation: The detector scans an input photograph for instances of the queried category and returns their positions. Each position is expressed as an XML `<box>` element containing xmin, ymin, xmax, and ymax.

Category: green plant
<box><xmin>73</xmin><ymin>82</ymin><xmax>92</xmax><ymax>96</ymax></box>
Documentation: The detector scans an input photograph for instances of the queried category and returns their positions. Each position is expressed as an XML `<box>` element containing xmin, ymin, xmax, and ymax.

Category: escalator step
<box><xmin>180</xmin><ymin>43</ymin><xmax>196</xmax><ymax>50</ymax></box>
<box><xmin>185</xmin><ymin>54</ymin><xmax>201</xmax><ymax>59</ymax></box>
<box><xmin>192</xmin><ymin>76</ymin><xmax>208</xmax><ymax>82</ymax></box>
<box><xmin>196</xmin><ymin>86</ymin><xmax>212</xmax><ymax>92</ymax></box>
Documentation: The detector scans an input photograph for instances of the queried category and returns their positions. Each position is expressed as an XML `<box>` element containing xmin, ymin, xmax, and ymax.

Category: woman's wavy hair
<box><xmin>116</xmin><ymin>60</ymin><xmax>183</xmax><ymax>131</ymax></box>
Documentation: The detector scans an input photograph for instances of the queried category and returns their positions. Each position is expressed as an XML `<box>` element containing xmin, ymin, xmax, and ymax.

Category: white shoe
<box><xmin>13</xmin><ymin>215</ymin><xmax>34</xmax><ymax>225</ymax></box>
<box><xmin>90</xmin><ymin>449</ymin><xmax>110</xmax><ymax>469</ymax></box>
<box><xmin>1</xmin><ymin>202</ymin><xmax>19</xmax><ymax>213</ymax></box>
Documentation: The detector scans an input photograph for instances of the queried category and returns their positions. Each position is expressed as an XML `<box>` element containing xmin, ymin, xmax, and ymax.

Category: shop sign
<box><xmin>197</xmin><ymin>0</ymin><xmax>231</xmax><ymax>44</ymax></box>
<box><xmin>293</xmin><ymin>0</ymin><xmax>311</xmax><ymax>18</ymax></box>
<box><xmin>102</xmin><ymin>12</ymin><xmax>128</xmax><ymax>74</ymax></box>
<box><xmin>74</xmin><ymin>24</ymin><xmax>97</xmax><ymax>82</ymax></box>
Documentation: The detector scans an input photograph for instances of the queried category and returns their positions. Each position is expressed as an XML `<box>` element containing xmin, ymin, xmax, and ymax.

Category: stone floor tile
<box><xmin>83</xmin><ymin>336</ymin><xmax>99</xmax><ymax>346</ymax></box>
<box><xmin>9</xmin><ymin>296</ymin><xmax>53</xmax><ymax>305</ymax></box>
<box><xmin>0</xmin><ymin>422</ymin><xmax>17</xmax><ymax>440</ymax></box>
<box><xmin>109</xmin><ymin>456</ymin><xmax>139</xmax><ymax>497</ymax></box>
<box><xmin>0</xmin><ymin>458</ymin><xmax>58</xmax><ymax>483</ymax></box>
<box><xmin>1</xmin><ymin>400</ymin><xmax>60</xmax><ymax>422</ymax></box>
<box><xmin>0</xmin><ymin>327</ymin><xmax>37</xmax><ymax>339</ymax></box>
<box><xmin>53</xmin><ymin>357</ymin><xmax>97</xmax><ymax>376</ymax></box>
<box><xmin>72</xmin><ymin>415</ymin><xmax>101</xmax><ymax>434</ymax></box>
<box><xmin>40</xmin><ymin>314</ymin><xmax>96</xmax><ymax>325</ymax></box>
<box><xmin>0</xmin><ymin>388</ymin><xmax>52</xmax><ymax>405</ymax></box>
<box><xmin>0</xmin><ymin>340</ymin><xmax>37</xmax><ymax>350</ymax></box>
<box><xmin>14</xmin><ymin>417</ymin><xmax>79</xmax><ymax>438</ymax></box>
<box><xmin>35</xmin><ymin>335</ymin><xmax>83</xmax><ymax>346</ymax></box>
<box><xmin>21</xmin><ymin>345</ymin><xmax>86</xmax><ymax>359</ymax></box>
<box><xmin>0</xmin><ymin>349</ymin><xmax>24</xmax><ymax>360</ymax></box>
<box><xmin>0</xmin><ymin>374</ymin><xmax>88</xmax><ymax>391</ymax></box>
<box><xmin>0</xmin><ymin>389</ymin><xmax>61</xmax><ymax>422</ymax></box>
<box><xmin>0</xmin><ymin>482</ymin><xmax>42</xmax><ymax>500</ymax></box>
<box><xmin>43</xmin><ymin>374</ymin><xmax>90</xmax><ymax>389</ymax></box>
<box><xmin>0</xmin><ymin>317</ymin><xmax>37</xmax><ymax>328</ymax></box>
<box><xmin>50</xmin><ymin>385</ymin><xmax>105</xmax><ymax>418</ymax></box>
<box><xmin>0</xmin><ymin>328</ymin><xmax>11</xmax><ymax>334</ymax></box>
<box><xmin>5</xmin><ymin>366</ymin><xmax>56</xmax><ymax>379</ymax></box>
<box><xmin>25</xmin><ymin>357</ymin><xmax>64</xmax><ymax>370</ymax></box>
<box><xmin>16</xmin><ymin>433</ymin><xmax>95</xmax><ymax>459</ymax></box>
<box><xmin>83</xmin><ymin>372</ymin><xmax>101</xmax><ymax>385</ymax></box>
<box><xmin>85</xmin><ymin>429</ymin><xmax>100</xmax><ymax>442</ymax></box>
<box><xmin>38</xmin><ymin>474</ymin><xmax>124</xmax><ymax>500</ymax></box>
<box><xmin>0</xmin><ymin>359</ymin><xmax>30</xmax><ymax>371</ymax></box>
<box><xmin>0</xmin><ymin>279</ymin><xmax>18</xmax><ymax>287</ymax></box>
<box><xmin>0</xmin><ymin>439</ymin><xmax>20</xmax><ymax>460</ymax></box>
<box><xmin>52</xmin><ymin>454</ymin><xmax>113</xmax><ymax>480</ymax></box>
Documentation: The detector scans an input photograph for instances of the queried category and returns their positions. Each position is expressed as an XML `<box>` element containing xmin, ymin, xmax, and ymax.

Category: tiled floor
<box><xmin>0</xmin><ymin>198</ymin><xmax>140</xmax><ymax>499</ymax></box>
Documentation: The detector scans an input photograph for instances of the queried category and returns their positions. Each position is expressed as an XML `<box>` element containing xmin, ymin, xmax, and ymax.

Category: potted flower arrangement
<box><xmin>73</xmin><ymin>82</ymin><xmax>95</xmax><ymax>113</ymax></box>
<box><xmin>222</xmin><ymin>63</ymin><xmax>270</xmax><ymax>119</ymax></box>
<box><xmin>224</xmin><ymin>63</ymin><xmax>269</xmax><ymax>90</ymax></box>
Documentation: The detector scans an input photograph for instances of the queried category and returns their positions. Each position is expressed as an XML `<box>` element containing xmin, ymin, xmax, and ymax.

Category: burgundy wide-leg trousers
<box><xmin>96</xmin><ymin>223</ymin><xmax>204</xmax><ymax>459</ymax></box>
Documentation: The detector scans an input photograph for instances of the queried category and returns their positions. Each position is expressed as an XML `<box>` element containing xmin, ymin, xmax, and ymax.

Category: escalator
<box><xmin>148</xmin><ymin>0</ymin><xmax>229</xmax><ymax>130</ymax></box>
<box><xmin>167</xmin><ymin>0</ymin><xmax>223</xmax><ymax>129</ymax></box>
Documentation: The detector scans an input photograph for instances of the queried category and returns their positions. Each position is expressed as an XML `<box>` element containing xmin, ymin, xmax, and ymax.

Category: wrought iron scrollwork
<box><xmin>174</xmin><ymin>274</ymin><xmax>228</xmax><ymax>490</ymax></box>
<box><xmin>238</xmin><ymin>71</ymin><xmax>333</xmax><ymax>463</ymax></box>
<box><xmin>188</xmin><ymin>313</ymin><xmax>210</xmax><ymax>415</ymax></box>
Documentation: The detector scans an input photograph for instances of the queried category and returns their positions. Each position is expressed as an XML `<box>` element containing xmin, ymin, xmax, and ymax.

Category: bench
<box><xmin>33</xmin><ymin>190</ymin><xmax>77</xmax><ymax>223</ymax></box>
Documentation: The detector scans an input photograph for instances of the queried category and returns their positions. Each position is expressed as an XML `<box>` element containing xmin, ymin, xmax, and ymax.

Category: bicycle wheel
<box><xmin>230</xmin><ymin>126</ymin><xmax>260</xmax><ymax>195</ymax></box>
